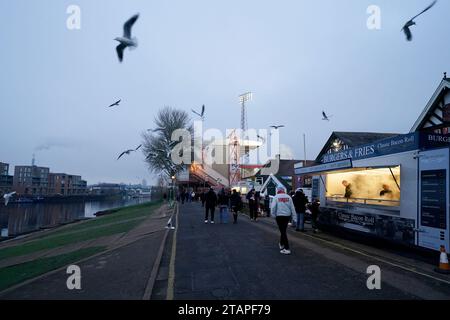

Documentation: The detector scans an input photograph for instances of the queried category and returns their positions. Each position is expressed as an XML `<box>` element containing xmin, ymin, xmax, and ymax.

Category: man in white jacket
<box><xmin>271</xmin><ymin>187</ymin><xmax>296</xmax><ymax>255</ymax></box>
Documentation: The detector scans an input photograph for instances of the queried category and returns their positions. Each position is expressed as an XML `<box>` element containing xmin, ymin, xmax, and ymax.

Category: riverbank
<box><xmin>0</xmin><ymin>197</ymin><xmax>155</xmax><ymax>240</ymax></box>
<box><xmin>0</xmin><ymin>200</ymin><xmax>166</xmax><ymax>292</ymax></box>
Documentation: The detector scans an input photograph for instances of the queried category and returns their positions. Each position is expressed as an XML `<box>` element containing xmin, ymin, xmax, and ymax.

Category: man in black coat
<box><xmin>293</xmin><ymin>189</ymin><xmax>308</xmax><ymax>232</ymax></box>
<box><xmin>230</xmin><ymin>189</ymin><xmax>243</xmax><ymax>224</ymax></box>
<box><xmin>205</xmin><ymin>187</ymin><xmax>218</xmax><ymax>224</ymax></box>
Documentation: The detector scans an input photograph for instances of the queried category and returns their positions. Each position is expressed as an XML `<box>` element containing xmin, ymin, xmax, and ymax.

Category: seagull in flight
<box><xmin>115</xmin><ymin>13</ymin><xmax>139</xmax><ymax>62</ymax></box>
<box><xmin>402</xmin><ymin>0</ymin><xmax>437</xmax><ymax>41</ymax></box>
<box><xmin>108</xmin><ymin>99</ymin><xmax>121</xmax><ymax>108</ymax></box>
<box><xmin>117</xmin><ymin>145</ymin><xmax>142</xmax><ymax>160</ymax></box>
<box><xmin>192</xmin><ymin>105</ymin><xmax>205</xmax><ymax>119</ymax></box>
<box><xmin>270</xmin><ymin>125</ymin><xmax>285</xmax><ymax>130</ymax></box>
<box><xmin>322</xmin><ymin>111</ymin><xmax>333</xmax><ymax>121</ymax></box>
<box><xmin>3</xmin><ymin>191</ymin><xmax>16</xmax><ymax>206</ymax></box>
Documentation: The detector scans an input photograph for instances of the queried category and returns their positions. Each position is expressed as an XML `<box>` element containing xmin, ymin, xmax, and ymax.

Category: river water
<box><xmin>0</xmin><ymin>197</ymin><xmax>152</xmax><ymax>239</ymax></box>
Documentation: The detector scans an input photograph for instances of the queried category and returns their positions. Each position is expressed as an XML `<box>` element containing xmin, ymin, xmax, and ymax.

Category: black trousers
<box><xmin>205</xmin><ymin>206</ymin><xmax>215</xmax><ymax>221</ymax></box>
<box><xmin>249</xmin><ymin>204</ymin><xmax>257</xmax><ymax>220</ymax></box>
<box><xmin>276</xmin><ymin>216</ymin><xmax>290</xmax><ymax>250</ymax></box>
<box><xmin>311</xmin><ymin>213</ymin><xmax>318</xmax><ymax>229</ymax></box>
<box><xmin>232</xmin><ymin>206</ymin><xmax>238</xmax><ymax>223</ymax></box>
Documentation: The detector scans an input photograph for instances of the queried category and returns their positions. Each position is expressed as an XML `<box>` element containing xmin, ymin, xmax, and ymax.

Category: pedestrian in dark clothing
<box><xmin>201</xmin><ymin>191</ymin><xmax>206</xmax><ymax>207</ymax></box>
<box><xmin>230</xmin><ymin>189</ymin><xmax>243</xmax><ymax>224</ymax></box>
<box><xmin>246</xmin><ymin>189</ymin><xmax>258</xmax><ymax>221</ymax></box>
<box><xmin>293</xmin><ymin>189</ymin><xmax>308</xmax><ymax>232</ymax></box>
<box><xmin>264</xmin><ymin>194</ymin><xmax>271</xmax><ymax>217</ymax></box>
<box><xmin>218</xmin><ymin>188</ymin><xmax>230</xmax><ymax>224</ymax></box>
<box><xmin>204</xmin><ymin>188</ymin><xmax>217</xmax><ymax>224</ymax></box>
<box><xmin>308</xmin><ymin>199</ymin><xmax>320</xmax><ymax>233</ymax></box>
<box><xmin>255</xmin><ymin>191</ymin><xmax>261</xmax><ymax>217</ymax></box>
<box><xmin>180</xmin><ymin>190</ymin><xmax>186</xmax><ymax>204</ymax></box>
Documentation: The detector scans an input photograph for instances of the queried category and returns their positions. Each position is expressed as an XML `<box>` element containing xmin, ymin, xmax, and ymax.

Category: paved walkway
<box><xmin>171</xmin><ymin>202</ymin><xmax>450</xmax><ymax>300</ymax></box>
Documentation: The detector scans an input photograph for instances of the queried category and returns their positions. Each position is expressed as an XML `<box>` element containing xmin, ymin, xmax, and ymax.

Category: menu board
<box><xmin>421</xmin><ymin>170</ymin><xmax>447</xmax><ymax>229</ymax></box>
<box><xmin>312</xmin><ymin>178</ymin><xmax>320</xmax><ymax>200</ymax></box>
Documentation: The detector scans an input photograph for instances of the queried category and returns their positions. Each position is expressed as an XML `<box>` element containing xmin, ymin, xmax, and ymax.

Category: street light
<box><xmin>171</xmin><ymin>175</ymin><xmax>176</xmax><ymax>202</ymax></box>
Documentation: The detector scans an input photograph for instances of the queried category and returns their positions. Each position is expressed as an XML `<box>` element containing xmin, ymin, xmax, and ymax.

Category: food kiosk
<box><xmin>295</xmin><ymin>76</ymin><xmax>450</xmax><ymax>251</ymax></box>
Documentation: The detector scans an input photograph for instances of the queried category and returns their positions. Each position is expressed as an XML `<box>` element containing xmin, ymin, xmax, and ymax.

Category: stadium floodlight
<box><xmin>239</xmin><ymin>92</ymin><xmax>253</xmax><ymax>104</ymax></box>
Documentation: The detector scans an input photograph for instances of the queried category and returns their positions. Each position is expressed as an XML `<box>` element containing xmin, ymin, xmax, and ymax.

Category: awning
<box><xmin>295</xmin><ymin>159</ymin><xmax>353</xmax><ymax>175</ymax></box>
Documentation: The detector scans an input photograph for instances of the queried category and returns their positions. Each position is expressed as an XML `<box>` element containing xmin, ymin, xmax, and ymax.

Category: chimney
<box><xmin>32</xmin><ymin>154</ymin><xmax>35</xmax><ymax>166</ymax></box>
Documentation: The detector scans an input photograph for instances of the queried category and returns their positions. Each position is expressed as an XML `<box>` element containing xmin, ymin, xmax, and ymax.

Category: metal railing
<box><xmin>326</xmin><ymin>196</ymin><xmax>400</xmax><ymax>207</ymax></box>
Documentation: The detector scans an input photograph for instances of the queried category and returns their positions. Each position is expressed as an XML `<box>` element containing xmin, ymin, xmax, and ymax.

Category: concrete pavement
<box><xmin>3</xmin><ymin>201</ymin><xmax>450</xmax><ymax>300</ymax></box>
<box><xmin>168</xmin><ymin>202</ymin><xmax>450</xmax><ymax>300</ymax></box>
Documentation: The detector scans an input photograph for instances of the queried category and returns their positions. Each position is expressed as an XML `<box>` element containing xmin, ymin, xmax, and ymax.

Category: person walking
<box><xmin>201</xmin><ymin>189</ymin><xmax>206</xmax><ymax>207</ymax></box>
<box><xmin>264</xmin><ymin>194</ymin><xmax>271</xmax><ymax>217</ymax></box>
<box><xmin>230</xmin><ymin>189</ymin><xmax>243</xmax><ymax>224</ymax></box>
<box><xmin>308</xmin><ymin>198</ymin><xmax>321</xmax><ymax>233</ymax></box>
<box><xmin>246</xmin><ymin>188</ymin><xmax>257</xmax><ymax>221</ymax></box>
<box><xmin>180</xmin><ymin>189</ymin><xmax>186</xmax><ymax>204</ymax></box>
<box><xmin>293</xmin><ymin>188</ymin><xmax>308</xmax><ymax>232</ymax></box>
<box><xmin>271</xmin><ymin>187</ymin><xmax>296</xmax><ymax>255</ymax></box>
<box><xmin>255</xmin><ymin>191</ymin><xmax>261</xmax><ymax>217</ymax></box>
<box><xmin>218</xmin><ymin>188</ymin><xmax>230</xmax><ymax>224</ymax></box>
<box><xmin>204</xmin><ymin>187</ymin><xmax>217</xmax><ymax>224</ymax></box>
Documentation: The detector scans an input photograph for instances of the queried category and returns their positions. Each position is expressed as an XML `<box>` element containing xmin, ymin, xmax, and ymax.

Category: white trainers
<box><xmin>280</xmin><ymin>249</ymin><xmax>291</xmax><ymax>255</ymax></box>
<box><xmin>205</xmin><ymin>220</ymin><xmax>208</xmax><ymax>224</ymax></box>
<box><xmin>211</xmin><ymin>221</ymin><xmax>215</xmax><ymax>224</ymax></box>
<box><xmin>279</xmin><ymin>243</ymin><xmax>284</xmax><ymax>250</ymax></box>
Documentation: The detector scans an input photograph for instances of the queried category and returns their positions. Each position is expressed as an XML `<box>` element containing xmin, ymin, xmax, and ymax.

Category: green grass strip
<box><xmin>0</xmin><ymin>246</ymin><xmax>106</xmax><ymax>291</ymax></box>
<box><xmin>38</xmin><ymin>201</ymin><xmax>161</xmax><ymax>238</ymax></box>
<box><xmin>0</xmin><ymin>218</ymin><xmax>143</xmax><ymax>261</ymax></box>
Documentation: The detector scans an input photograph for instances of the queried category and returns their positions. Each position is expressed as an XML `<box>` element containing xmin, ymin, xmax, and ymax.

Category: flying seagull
<box><xmin>3</xmin><ymin>191</ymin><xmax>16</xmax><ymax>206</ymax></box>
<box><xmin>192</xmin><ymin>105</ymin><xmax>205</xmax><ymax>118</ymax></box>
<box><xmin>117</xmin><ymin>145</ymin><xmax>142</xmax><ymax>160</ymax></box>
<box><xmin>270</xmin><ymin>125</ymin><xmax>285</xmax><ymax>130</ymax></box>
<box><xmin>322</xmin><ymin>111</ymin><xmax>332</xmax><ymax>121</ymax></box>
<box><xmin>402</xmin><ymin>0</ymin><xmax>437</xmax><ymax>41</ymax></box>
<box><xmin>108</xmin><ymin>99</ymin><xmax>121</xmax><ymax>108</ymax></box>
<box><xmin>115</xmin><ymin>13</ymin><xmax>139</xmax><ymax>62</ymax></box>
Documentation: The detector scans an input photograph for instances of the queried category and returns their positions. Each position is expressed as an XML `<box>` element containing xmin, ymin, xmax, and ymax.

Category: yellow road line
<box><xmin>166</xmin><ymin>204</ymin><xmax>179</xmax><ymax>300</ymax></box>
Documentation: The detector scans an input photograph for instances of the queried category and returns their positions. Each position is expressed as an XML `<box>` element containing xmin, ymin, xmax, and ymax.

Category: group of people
<box><xmin>202</xmin><ymin>187</ymin><xmax>243</xmax><ymax>224</ymax></box>
<box><xmin>245</xmin><ymin>189</ymin><xmax>271</xmax><ymax>221</ymax></box>
<box><xmin>177</xmin><ymin>189</ymin><xmax>197</xmax><ymax>204</ymax></box>
<box><xmin>176</xmin><ymin>185</ymin><xmax>321</xmax><ymax>256</ymax></box>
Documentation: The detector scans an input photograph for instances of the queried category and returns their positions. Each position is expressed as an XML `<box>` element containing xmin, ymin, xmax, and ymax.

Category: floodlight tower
<box><xmin>228</xmin><ymin>129</ymin><xmax>241</xmax><ymax>187</ymax></box>
<box><xmin>239</xmin><ymin>92</ymin><xmax>252</xmax><ymax>166</ymax></box>
<box><xmin>239</xmin><ymin>92</ymin><xmax>252</xmax><ymax>134</ymax></box>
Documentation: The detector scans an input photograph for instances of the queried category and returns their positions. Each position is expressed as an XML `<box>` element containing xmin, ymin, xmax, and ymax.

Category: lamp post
<box><xmin>171</xmin><ymin>175</ymin><xmax>176</xmax><ymax>202</ymax></box>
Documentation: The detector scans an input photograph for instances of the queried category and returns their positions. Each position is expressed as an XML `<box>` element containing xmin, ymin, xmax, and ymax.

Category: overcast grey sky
<box><xmin>0</xmin><ymin>0</ymin><xmax>449</xmax><ymax>185</ymax></box>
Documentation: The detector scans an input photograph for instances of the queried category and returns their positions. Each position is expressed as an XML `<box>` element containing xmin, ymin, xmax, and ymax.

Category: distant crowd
<box><xmin>167</xmin><ymin>186</ymin><xmax>321</xmax><ymax>255</ymax></box>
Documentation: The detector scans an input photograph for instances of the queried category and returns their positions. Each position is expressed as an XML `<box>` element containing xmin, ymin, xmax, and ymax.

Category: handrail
<box><xmin>326</xmin><ymin>195</ymin><xmax>400</xmax><ymax>206</ymax></box>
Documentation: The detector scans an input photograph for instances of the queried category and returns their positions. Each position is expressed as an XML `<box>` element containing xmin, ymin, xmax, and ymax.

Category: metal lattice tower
<box><xmin>228</xmin><ymin>129</ymin><xmax>241</xmax><ymax>187</ymax></box>
<box><xmin>239</xmin><ymin>92</ymin><xmax>252</xmax><ymax>166</ymax></box>
<box><xmin>239</xmin><ymin>92</ymin><xmax>252</xmax><ymax>133</ymax></box>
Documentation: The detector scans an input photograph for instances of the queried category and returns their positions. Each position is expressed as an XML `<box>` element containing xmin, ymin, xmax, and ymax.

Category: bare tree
<box><xmin>142</xmin><ymin>106</ymin><xmax>192</xmax><ymax>178</ymax></box>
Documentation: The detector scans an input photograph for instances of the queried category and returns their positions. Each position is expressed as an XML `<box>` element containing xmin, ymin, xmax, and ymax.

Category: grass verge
<box><xmin>0</xmin><ymin>246</ymin><xmax>106</xmax><ymax>291</ymax></box>
<box><xmin>0</xmin><ymin>201</ymin><xmax>162</xmax><ymax>261</ymax></box>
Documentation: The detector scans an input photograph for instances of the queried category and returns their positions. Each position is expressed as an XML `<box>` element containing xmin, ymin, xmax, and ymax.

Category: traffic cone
<box><xmin>166</xmin><ymin>217</ymin><xmax>175</xmax><ymax>230</ymax></box>
<box><xmin>435</xmin><ymin>245</ymin><xmax>450</xmax><ymax>274</ymax></box>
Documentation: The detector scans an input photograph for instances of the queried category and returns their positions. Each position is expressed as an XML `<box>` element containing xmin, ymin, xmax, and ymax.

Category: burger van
<box><xmin>295</xmin><ymin>132</ymin><xmax>450</xmax><ymax>252</ymax></box>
